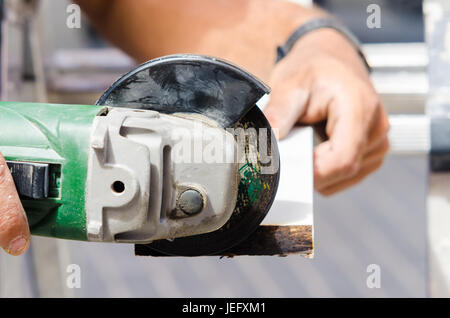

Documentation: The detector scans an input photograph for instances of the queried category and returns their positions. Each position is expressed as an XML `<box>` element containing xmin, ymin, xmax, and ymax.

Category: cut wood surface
<box><xmin>135</xmin><ymin>225</ymin><xmax>313</xmax><ymax>257</ymax></box>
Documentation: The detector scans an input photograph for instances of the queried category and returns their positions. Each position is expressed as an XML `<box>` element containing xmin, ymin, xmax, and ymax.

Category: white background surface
<box><xmin>262</xmin><ymin>127</ymin><xmax>313</xmax><ymax>226</ymax></box>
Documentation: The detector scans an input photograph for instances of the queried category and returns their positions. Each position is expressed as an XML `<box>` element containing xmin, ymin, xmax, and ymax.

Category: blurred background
<box><xmin>0</xmin><ymin>0</ymin><xmax>430</xmax><ymax>297</ymax></box>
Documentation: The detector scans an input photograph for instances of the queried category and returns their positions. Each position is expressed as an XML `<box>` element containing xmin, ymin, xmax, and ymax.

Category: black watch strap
<box><xmin>276</xmin><ymin>18</ymin><xmax>371</xmax><ymax>72</ymax></box>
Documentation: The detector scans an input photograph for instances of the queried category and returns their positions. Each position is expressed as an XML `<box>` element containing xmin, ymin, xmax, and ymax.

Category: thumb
<box><xmin>263</xmin><ymin>85</ymin><xmax>309</xmax><ymax>140</ymax></box>
<box><xmin>0</xmin><ymin>154</ymin><xmax>30</xmax><ymax>256</ymax></box>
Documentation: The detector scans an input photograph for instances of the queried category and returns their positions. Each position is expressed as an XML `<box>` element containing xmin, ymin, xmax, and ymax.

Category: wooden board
<box><xmin>135</xmin><ymin>225</ymin><xmax>313</xmax><ymax>257</ymax></box>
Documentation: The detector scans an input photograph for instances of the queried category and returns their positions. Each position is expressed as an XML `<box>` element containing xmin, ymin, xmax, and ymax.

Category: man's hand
<box><xmin>264</xmin><ymin>29</ymin><xmax>390</xmax><ymax>195</ymax></box>
<box><xmin>0</xmin><ymin>154</ymin><xmax>30</xmax><ymax>255</ymax></box>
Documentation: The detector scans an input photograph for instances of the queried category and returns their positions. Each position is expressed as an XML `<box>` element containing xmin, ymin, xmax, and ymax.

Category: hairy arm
<box><xmin>75</xmin><ymin>0</ymin><xmax>333</xmax><ymax>80</ymax></box>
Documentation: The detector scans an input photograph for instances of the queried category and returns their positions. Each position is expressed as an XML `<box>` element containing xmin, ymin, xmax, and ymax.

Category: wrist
<box><xmin>288</xmin><ymin>28</ymin><xmax>370</xmax><ymax>78</ymax></box>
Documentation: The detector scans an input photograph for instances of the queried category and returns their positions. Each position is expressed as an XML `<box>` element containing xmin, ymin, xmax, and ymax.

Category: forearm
<box><xmin>75</xmin><ymin>0</ymin><xmax>326</xmax><ymax>81</ymax></box>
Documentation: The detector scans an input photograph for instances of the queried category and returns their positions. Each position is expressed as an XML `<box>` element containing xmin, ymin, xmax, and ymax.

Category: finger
<box><xmin>314</xmin><ymin>93</ymin><xmax>367</xmax><ymax>188</ymax></box>
<box><xmin>363</xmin><ymin>137</ymin><xmax>390</xmax><ymax>163</ymax></box>
<box><xmin>0</xmin><ymin>154</ymin><xmax>30</xmax><ymax>255</ymax></box>
<box><xmin>319</xmin><ymin>159</ymin><xmax>384</xmax><ymax>196</ymax></box>
<box><xmin>315</xmin><ymin>137</ymin><xmax>388</xmax><ymax>191</ymax></box>
<box><xmin>263</xmin><ymin>83</ymin><xmax>310</xmax><ymax>140</ymax></box>
<box><xmin>364</xmin><ymin>105</ymin><xmax>390</xmax><ymax>154</ymax></box>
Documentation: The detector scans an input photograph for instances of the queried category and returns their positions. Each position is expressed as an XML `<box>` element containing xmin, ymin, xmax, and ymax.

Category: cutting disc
<box><xmin>97</xmin><ymin>54</ymin><xmax>280</xmax><ymax>256</ymax></box>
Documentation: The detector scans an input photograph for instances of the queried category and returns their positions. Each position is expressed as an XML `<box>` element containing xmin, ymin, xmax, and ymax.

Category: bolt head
<box><xmin>177</xmin><ymin>189</ymin><xmax>204</xmax><ymax>215</ymax></box>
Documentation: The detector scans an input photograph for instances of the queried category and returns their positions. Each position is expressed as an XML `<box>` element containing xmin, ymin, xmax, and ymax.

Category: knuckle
<box><xmin>338</xmin><ymin>155</ymin><xmax>361</xmax><ymax>177</ymax></box>
<box><xmin>309</xmin><ymin>67</ymin><xmax>324</xmax><ymax>85</ymax></box>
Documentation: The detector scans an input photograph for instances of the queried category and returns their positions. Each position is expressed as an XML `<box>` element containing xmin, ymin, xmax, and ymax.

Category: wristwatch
<box><xmin>276</xmin><ymin>17</ymin><xmax>371</xmax><ymax>72</ymax></box>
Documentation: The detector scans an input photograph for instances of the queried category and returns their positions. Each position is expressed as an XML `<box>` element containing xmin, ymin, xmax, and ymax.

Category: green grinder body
<box><xmin>0</xmin><ymin>102</ymin><xmax>104</xmax><ymax>241</ymax></box>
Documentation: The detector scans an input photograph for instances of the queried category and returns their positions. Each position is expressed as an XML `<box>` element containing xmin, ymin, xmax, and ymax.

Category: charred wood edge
<box><xmin>134</xmin><ymin>225</ymin><xmax>313</xmax><ymax>257</ymax></box>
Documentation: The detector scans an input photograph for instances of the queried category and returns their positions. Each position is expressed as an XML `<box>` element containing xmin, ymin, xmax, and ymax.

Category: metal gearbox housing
<box><xmin>85</xmin><ymin>107</ymin><xmax>239</xmax><ymax>243</ymax></box>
